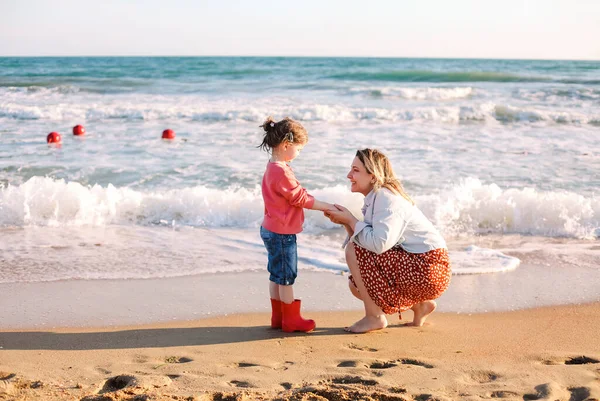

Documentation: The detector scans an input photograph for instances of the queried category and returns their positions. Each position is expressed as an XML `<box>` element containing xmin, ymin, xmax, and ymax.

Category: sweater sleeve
<box><xmin>276</xmin><ymin>167</ymin><xmax>315</xmax><ymax>209</ymax></box>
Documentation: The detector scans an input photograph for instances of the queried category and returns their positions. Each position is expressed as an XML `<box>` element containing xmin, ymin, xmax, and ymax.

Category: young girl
<box><xmin>258</xmin><ymin>116</ymin><xmax>334</xmax><ymax>333</ymax></box>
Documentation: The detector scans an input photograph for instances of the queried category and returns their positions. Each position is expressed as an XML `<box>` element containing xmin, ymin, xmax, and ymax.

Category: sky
<box><xmin>1</xmin><ymin>0</ymin><xmax>599</xmax><ymax>59</ymax></box>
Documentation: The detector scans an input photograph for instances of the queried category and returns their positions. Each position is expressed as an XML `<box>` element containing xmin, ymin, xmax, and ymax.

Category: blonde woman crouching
<box><xmin>325</xmin><ymin>149</ymin><xmax>451</xmax><ymax>333</ymax></box>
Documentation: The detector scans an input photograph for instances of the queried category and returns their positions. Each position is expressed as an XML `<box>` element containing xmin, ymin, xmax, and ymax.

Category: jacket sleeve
<box><xmin>276</xmin><ymin>168</ymin><xmax>315</xmax><ymax>209</ymax></box>
<box><xmin>350</xmin><ymin>196</ymin><xmax>410</xmax><ymax>254</ymax></box>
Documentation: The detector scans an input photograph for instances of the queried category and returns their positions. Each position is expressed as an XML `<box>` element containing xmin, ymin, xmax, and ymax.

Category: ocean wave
<box><xmin>329</xmin><ymin>70</ymin><xmax>545</xmax><ymax>83</ymax></box>
<box><xmin>512</xmin><ymin>87</ymin><xmax>600</xmax><ymax>102</ymax></box>
<box><xmin>1</xmin><ymin>84</ymin><xmax>82</xmax><ymax>94</ymax></box>
<box><xmin>347</xmin><ymin>86</ymin><xmax>474</xmax><ymax>100</ymax></box>
<box><xmin>418</xmin><ymin>178</ymin><xmax>599</xmax><ymax>239</ymax></box>
<box><xmin>328</xmin><ymin>70</ymin><xmax>600</xmax><ymax>84</ymax></box>
<box><xmin>1</xmin><ymin>101</ymin><xmax>599</xmax><ymax>125</ymax></box>
<box><xmin>1</xmin><ymin>177</ymin><xmax>598</xmax><ymax>239</ymax></box>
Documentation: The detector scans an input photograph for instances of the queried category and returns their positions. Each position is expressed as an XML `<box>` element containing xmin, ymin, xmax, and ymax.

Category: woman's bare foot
<box><xmin>408</xmin><ymin>300</ymin><xmax>437</xmax><ymax>327</ymax></box>
<box><xmin>344</xmin><ymin>315</ymin><xmax>388</xmax><ymax>333</ymax></box>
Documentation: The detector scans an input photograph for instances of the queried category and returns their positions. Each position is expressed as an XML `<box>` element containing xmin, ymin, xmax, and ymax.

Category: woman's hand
<box><xmin>324</xmin><ymin>204</ymin><xmax>358</xmax><ymax>226</ymax></box>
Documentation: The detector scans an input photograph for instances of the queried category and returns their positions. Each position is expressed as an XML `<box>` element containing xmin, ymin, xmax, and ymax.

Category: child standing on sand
<box><xmin>258</xmin><ymin>116</ymin><xmax>334</xmax><ymax>333</ymax></box>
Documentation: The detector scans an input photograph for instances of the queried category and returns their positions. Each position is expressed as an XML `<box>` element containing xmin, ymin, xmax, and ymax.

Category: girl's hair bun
<box><xmin>261</xmin><ymin>116</ymin><xmax>276</xmax><ymax>133</ymax></box>
<box><xmin>257</xmin><ymin>116</ymin><xmax>308</xmax><ymax>152</ymax></box>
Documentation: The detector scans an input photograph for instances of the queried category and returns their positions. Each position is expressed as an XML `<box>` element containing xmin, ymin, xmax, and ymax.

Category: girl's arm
<box><xmin>276</xmin><ymin>168</ymin><xmax>334</xmax><ymax>211</ymax></box>
<box><xmin>310</xmin><ymin>199</ymin><xmax>335</xmax><ymax>211</ymax></box>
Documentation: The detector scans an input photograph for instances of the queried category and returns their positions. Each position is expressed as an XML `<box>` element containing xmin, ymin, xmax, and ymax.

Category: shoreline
<box><xmin>2</xmin><ymin>260</ymin><xmax>600</xmax><ymax>330</ymax></box>
<box><xmin>1</xmin><ymin>304</ymin><xmax>599</xmax><ymax>400</ymax></box>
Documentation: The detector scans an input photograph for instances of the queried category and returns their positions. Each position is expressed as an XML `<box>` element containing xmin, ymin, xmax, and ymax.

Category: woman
<box><xmin>325</xmin><ymin>149</ymin><xmax>451</xmax><ymax>333</ymax></box>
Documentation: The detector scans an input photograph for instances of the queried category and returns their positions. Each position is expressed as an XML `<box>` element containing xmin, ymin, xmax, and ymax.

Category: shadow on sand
<box><xmin>0</xmin><ymin>325</ymin><xmax>352</xmax><ymax>351</ymax></box>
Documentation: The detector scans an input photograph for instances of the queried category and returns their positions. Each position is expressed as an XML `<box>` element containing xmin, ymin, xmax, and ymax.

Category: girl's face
<box><xmin>347</xmin><ymin>156</ymin><xmax>375</xmax><ymax>196</ymax></box>
<box><xmin>278</xmin><ymin>142</ymin><xmax>304</xmax><ymax>162</ymax></box>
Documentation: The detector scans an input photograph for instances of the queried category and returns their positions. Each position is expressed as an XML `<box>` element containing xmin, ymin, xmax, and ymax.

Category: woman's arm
<box><xmin>328</xmin><ymin>197</ymin><xmax>409</xmax><ymax>255</ymax></box>
<box><xmin>343</xmin><ymin>223</ymin><xmax>354</xmax><ymax>237</ymax></box>
<box><xmin>325</xmin><ymin>205</ymin><xmax>357</xmax><ymax>248</ymax></box>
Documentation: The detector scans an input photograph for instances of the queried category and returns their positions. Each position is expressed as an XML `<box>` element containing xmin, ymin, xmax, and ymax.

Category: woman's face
<box><xmin>347</xmin><ymin>156</ymin><xmax>374</xmax><ymax>196</ymax></box>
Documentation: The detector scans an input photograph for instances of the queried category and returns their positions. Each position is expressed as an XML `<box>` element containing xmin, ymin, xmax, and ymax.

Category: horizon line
<box><xmin>0</xmin><ymin>54</ymin><xmax>599</xmax><ymax>62</ymax></box>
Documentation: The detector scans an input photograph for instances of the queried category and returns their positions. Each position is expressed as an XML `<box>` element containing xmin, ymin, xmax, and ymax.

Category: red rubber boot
<box><xmin>281</xmin><ymin>299</ymin><xmax>316</xmax><ymax>333</ymax></box>
<box><xmin>270</xmin><ymin>298</ymin><xmax>282</xmax><ymax>329</ymax></box>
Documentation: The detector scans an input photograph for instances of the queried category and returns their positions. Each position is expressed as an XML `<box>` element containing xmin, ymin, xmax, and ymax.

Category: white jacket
<box><xmin>346</xmin><ymin>188</ymin><xmax>446</xmax><ymax>254</ymax></box>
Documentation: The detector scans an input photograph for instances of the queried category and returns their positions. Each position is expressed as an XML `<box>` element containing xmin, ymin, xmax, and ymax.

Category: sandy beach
<box><xmin>1</xmin><ymin>302</ymin><xmax>599</xmax><ymax>401</ymax></box>
<box><xmin>1</xmin><ymin>54</ymin><xmax>599</xmax><ymax>401</ymax></box>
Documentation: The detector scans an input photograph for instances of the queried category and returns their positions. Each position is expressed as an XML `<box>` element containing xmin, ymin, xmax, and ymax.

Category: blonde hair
<box><xmin>257</xmin><ymin>116</ymin><xmax>308</xmax><ymax>152</ymax></box>
<box><xmin>356</xmin><ymin>148</ymin><xmax>414</xmax><ymax>204</ymax></box>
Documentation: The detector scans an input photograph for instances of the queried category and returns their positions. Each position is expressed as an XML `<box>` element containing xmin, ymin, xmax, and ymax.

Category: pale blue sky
<box><xmin>1</xmin><ymin>0</ymin><xmax>599</xmax><ymax>59</ymax></box>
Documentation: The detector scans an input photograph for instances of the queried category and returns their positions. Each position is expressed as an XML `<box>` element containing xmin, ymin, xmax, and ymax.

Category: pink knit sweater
<box><xmin>261</xmin><ymin>162</ymin><xmax>315</xmax><ymax>234</ymax></box>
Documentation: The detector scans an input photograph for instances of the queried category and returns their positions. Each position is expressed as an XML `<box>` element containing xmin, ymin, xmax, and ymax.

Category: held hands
<box><xmin>323</xmin><ymin>204</ymin><xmax>355</xmax><ymax>225</ymax></box>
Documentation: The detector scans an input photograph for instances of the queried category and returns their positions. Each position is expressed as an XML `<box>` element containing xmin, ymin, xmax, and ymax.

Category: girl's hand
<box><xmin>324</xmin><ymin>204</ymin><xmax>356</xmax><ymax>226</ymax></box>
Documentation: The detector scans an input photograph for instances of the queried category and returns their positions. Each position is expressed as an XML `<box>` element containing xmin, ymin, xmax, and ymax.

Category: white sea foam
<box><xmin>450</xmin><ymin>245</ymin><xmax>520</xmax><ymax>274</ymax></box>
<box><xmin>513</xmin><ymin>87</ymin><xmax>600</xmax><ymax>102</ymax></box>
<box><xmin>347</xmin><ymin>86</ymin><xmax>475</xmax><ymax>100</ymax></box>
<box><xmin>0</xmin><ymin>223</ymin><xmax>519</xmax><ymax>283</ymax></box>
<box><xmin>0</xmin><ymin>99</ymin><xmax>600</xmax><ymax>125</ymax></box>
<box><xmin>1</xmin><ymin>93</ymin><xmax>599</xmax><ymax>125</ymax></box>
<box><xmin>1</xmin><ymin>177</ymin><xmax>598</xmax><ymax>239</ymax></box>
<box><xmin>418</xmin><ymin>178</ymin><xmax>599</xmax><ymax>239</ymax></box>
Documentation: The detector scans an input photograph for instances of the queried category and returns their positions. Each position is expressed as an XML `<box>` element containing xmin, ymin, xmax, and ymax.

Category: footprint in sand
<box><xmin>165</xmin><ymin>356</ymin><xmax>193</xmax><ymax>364</ymax></box>
<box><xmin>0</xmin><ymin>374</ymin><xmax>15</xmax><ymax>396</ymax></box>
<box><xmin>413</xmin><ymin>394</ymin><xmax>437</xmax><ymax>401</ymax></box>
<box><xmin>98</xmin><ymin>375</ymin><xmax>138</xmax><ymax>394</ymax></box>
<box><xmin>568</xmin><ymin>387</ymin><xmax>592</xmax><ymax>401</ymax></box>
<box><xmin>98</xmin><ymin>374</ymin><xmax>171</xmax><ymax>395</ymax></box>
<box><xmin>564</xmin><ymin>356</ymin><xmax>599</xmax><ymax>365</ymax></box>
<box><xmin>542</xmin><ymin>355</ymin><xmax>600</xmax><ymax>365</ymax></box>
<box><xmin>347</xmin><ymin>343</ymin><xmax>378</xmax><ymax>352</ymax></box>
<box><xmin>468</xmin><ymin>370</ymin><xmax>500</xmax><ymax>384</ymax></box>
<box><xmin>337</xmin><ymin>360</ymin><xmax>359</xmax><ymax>367</ymax></box>
<box><xmin>490</xmin><ymin>390</ymin><xmax>520</xmax><ymax>398</ymax></box>
<box><xmin>523</xmin><ymin>383</ymin><xmax>591</xmax><ymax>401</ymax></box>
<box><xmin>274</xmin><ymin>361</ymin><xmax>295</xmax><ymax>371</ymax></box>
<box><xmin>399</xmin><ymin>358</ymin><xmax>434</xmax><ymax>369</ymax></box>
<box><xmin>81</xmin><ymin>396</ymin><xmax>113</xmax><ymax>401</ymax></box>
<box><xmin>369</xmin><ymin>360</ymin><xmax>398</xmax><ymax>369</ymax></box>
<box><xmin>331</xmin><ymin>376</ymin><xmax>378</xmax><ymax>386</ymax></box>
<box><xmin>229</xmin><ymin>379</ymin><xmax>254</xmax><ymax>388</ymax></box>
<box><xmin>235</xmin><ymin>362</ymin><xmax>260</xmax><ymax>368</ymax></box>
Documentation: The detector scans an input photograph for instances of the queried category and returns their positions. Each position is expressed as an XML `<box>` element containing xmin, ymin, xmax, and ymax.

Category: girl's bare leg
<box><xmin>344</xmin><ymin>243</ymin><xmax>387</xmax><ymax>333</ymax></box>
<box><xmin>408</xmin><ymin>300</ymin><xmax>437</xmax><ymax>327</ymax></box>
<box><xmin>270</xmin><ymin>282</ymin><xmax>294</xmax><ymax>304</ymax></box>
<box><xmin>269</xmin><ymin>281</ymin><xmax>279</xmax><ymax>300</ymax></box>
<box><xmin>278</xmin><ymin>284</ymin><xmax>294</xmax><ymax>304</ymax></box>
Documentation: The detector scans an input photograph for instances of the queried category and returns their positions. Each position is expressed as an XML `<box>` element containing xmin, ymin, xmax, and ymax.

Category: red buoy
<box><xmin>162</xmin><ymin>129</ymin><xmax>175</xmax><ymax>140</ymax></box>
<box><xmin>73</xmin><ymin>125</ymin><xmax>86</xmax><ymax>136</ymax></box>
<box><xmin>47</xmin><ymin>132</ymin><xmax>62</xmax><ymax>143</ymax></box>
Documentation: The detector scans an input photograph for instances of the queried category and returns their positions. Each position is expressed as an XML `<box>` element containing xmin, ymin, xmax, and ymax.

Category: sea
<box><xmin>1</xmin><ymin>57</ymin><xmax>599</xmax><ymax>324</ymax></box>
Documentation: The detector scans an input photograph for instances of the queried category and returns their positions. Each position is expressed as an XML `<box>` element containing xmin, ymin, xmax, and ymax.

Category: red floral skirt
<box><xmin>349</xmin><ymin>244</ymin><xmax>451</xmax><ymax>315</ymax></box>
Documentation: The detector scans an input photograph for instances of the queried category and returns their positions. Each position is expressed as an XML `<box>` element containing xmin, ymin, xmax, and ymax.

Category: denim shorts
<box><xmin>260</xmin><ymin>226</ymin><xmax>298</xmax><ymax>286</ymax></box>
